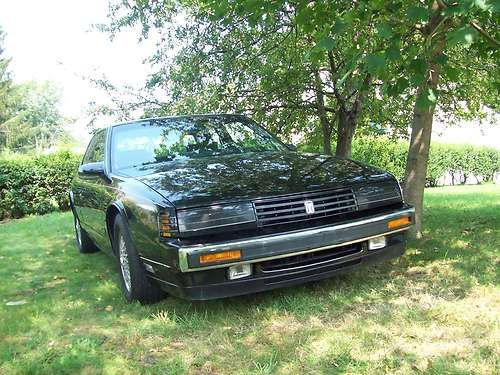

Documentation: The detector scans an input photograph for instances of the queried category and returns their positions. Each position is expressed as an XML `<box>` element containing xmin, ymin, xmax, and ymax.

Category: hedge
<box><xmin>0</xmin><ymin>140</ymin><xmax>498</xmax><ymax>220</ymax></box>
<box><xmin>0</xmin><ymin>151</ymin><xmax>81</xmax><ymax>220</ymax></box>
<box><xmin>300</xmin><ymin>138</ymin><xmax>500</xmax><ymax>187</ymax></box>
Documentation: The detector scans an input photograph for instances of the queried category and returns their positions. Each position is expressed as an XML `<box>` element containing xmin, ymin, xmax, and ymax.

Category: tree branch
<box><xmin>469</xmin><ymin>20</ymin><xmax>500</xmax><ymax>48</ymax></box>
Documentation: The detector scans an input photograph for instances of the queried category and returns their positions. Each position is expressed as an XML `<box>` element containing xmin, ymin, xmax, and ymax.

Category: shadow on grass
<box><xmin>1</xmin><ymin>185</ymin><xmax>498</xmax><ymax>374</ymax></box>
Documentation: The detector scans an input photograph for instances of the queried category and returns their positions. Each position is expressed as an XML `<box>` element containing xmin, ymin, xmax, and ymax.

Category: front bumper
<box><xmin>178</xmin><ymin>206</ymin><xmax>414</xmax><ymax>272</ymax></box>
<box><xmin>155</xmin><ymin>235</ymin><xmax>406</xmax><ymax>300</ymax></box>
<box><xmin>143</xmin><ymin>205</ymin><xmax>414</xmax><ymax>300</ymax></box>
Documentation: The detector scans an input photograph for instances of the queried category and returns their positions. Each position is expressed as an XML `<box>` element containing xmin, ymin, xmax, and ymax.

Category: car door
<box><xmin>73</xmin><ymin>129</ymin><xmax>110</xmax><ymax>246</ymax></box>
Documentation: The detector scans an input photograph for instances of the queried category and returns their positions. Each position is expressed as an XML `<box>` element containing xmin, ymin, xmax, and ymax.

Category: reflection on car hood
<box><xmin>121</xmin><ymin>152</ymin><xmax>394</xmax><ymax>208</ymax></box>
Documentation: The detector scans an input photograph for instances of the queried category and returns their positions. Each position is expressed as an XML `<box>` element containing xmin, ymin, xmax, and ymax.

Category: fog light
<box><xmin>368</xmin><ymin>236</ymin><xmax>386</xmax><ymax>250</ymax></box>
<box><xmin>228</xmin><ymin>264</ymin><xmax>252</xmax><ymax>280</ymax></box>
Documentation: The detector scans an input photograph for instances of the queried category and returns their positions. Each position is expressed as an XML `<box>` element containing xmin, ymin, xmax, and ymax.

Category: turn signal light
<box><xmin>159</xmin><ymin>211</ymin><xmax>178</xmax><ymax>238</ymax></box>
<box><xmin>200</xmin><ymin>250</ymin><xmax>241</xmax><ymax>264</ymax></box>
<box><xmin>388</xmin><ymin>216</ymin><xmax>411</xmax><ymax>229</ymax></box>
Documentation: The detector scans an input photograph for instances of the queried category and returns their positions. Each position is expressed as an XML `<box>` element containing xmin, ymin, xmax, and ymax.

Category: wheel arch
<box><xmin>106</xmin><ymin>201</ymin><xmax>128</xmax><ymax>253</ymax></box>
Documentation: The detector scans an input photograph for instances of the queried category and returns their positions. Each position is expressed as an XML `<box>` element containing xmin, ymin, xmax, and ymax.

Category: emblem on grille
<box><xmin>304</xmin><ymin>200</ymin><xmax>315</xmax><ymax>214</ymax></box>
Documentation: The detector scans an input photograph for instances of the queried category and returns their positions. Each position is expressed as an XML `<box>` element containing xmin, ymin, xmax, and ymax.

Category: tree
<box><xmin>395</xmin><ymin>0</ymin><xmax>499</xmax><ymax>237</ymax></box>
<box><xmin>0</xmin><ymin>28</ymin><xmax>69</xmax><ymax>153</ymax></box>
<box><xmin>1</xmin><ymin>81</ymin><xmax>68</xmax><ymax>152</ymax></box>
<box><xmin>101</xmin><ymin>0</ymin><xmax>498</xmax><ymax>237</ymax></box>
<box><xmin>0</xmin><ymin>26</ymin><xmax>14</xmax><ymax>147</ymax></box>
<box><xmin>103</xmin><ymin>0</ymin><xmax>406</xmax><ymax>156</ymax></box>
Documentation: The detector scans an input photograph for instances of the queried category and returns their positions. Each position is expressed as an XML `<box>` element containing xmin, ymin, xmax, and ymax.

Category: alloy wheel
<box><xmin>119</xmin><ymin>235</ymin><xmax>132</xmax><ymax>292</ymax></box>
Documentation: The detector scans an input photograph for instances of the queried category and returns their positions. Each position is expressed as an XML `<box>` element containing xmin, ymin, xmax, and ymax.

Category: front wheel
<box><xmin>113</xmin><ymin>215</ymin><xmax>166</xmax><ymax>304</ymax></box>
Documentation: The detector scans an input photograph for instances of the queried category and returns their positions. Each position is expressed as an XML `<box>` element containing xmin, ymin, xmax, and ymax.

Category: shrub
<box><xmin>0</xmin><ymin>151</ymin><xmax>81</xmax><ymax>220</ymax></box>
<box><xmin>299</xmin><ymin>137</ymin><xmax>500</xmax><ymax>186</ymax></box>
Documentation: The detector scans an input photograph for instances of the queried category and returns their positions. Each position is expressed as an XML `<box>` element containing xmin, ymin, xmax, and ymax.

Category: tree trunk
<box><xmin>313</xmin><ymin>68</ymin><xmax>332</xmax><ymax>155</ymax></box>
<box><xmin>404</xmin><ymin>1</ymin><xmax>446</xmax><ymax>238</ymax></box>
<box><xmin>404</xmin><ymin>85</ymin><xmax>436</xmax><ymax>238</ymax></box>
<box><xmin>321</xmin><ymin>118</ymin><xmax>333</xmax><ymax>155</ymax></box>
<box><xmin>335</xmin><ymin>74</ymin><xmax>371</xmax><ymax>158</ymax></box>
<box><xmin>336</xmin><ymin>109</ymin><xmax>355</xmax><ymax>157</ymax></box>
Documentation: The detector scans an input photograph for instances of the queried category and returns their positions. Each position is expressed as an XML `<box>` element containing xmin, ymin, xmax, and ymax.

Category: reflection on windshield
<box><xmin>111</xmin><ymin>115</ymin><xmax>286</xmax><ymax>170</ymax></box>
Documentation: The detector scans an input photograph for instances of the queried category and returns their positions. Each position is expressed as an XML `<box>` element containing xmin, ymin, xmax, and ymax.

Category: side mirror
<box><xmin>287</xmin><ymin>143</ymin><xmax>297</xmax><ymax>151</ymax></box>
<box><xmin>78</xmin><ymin>162</ymin><xmax>105</xmax><ymax>178</ymax></box>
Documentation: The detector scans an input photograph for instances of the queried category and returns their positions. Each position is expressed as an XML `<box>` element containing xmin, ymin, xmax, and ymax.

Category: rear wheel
<box><xmin>113</xmin><ymin>214</ymin><xmax>165</xmax><ymax>304</ymax></box>
<box><xmin>73</xmin><ymin>213</ymin><xmax>99</xmax><ymax>253</ymax></box>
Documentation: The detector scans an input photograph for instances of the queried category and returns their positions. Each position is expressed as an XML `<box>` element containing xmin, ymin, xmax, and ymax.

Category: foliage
<box><xmin>1</xmin><ymin>184</ymin><xmax>499</xmax><ymax>373</ymax></box>
<box><xmin>0</xmin><ymin>26</ymin><xmax>13</xmax><ymax>133</ymax></box>
<box><xmin>98</xmin><ymin>1</ymin><xmax>499</xmax><ymax>155</ymax></box>
<box><xmin>301</xmin><ymin>136</ymin><xmax>500</xmax><ymax>186</ymax></box>
<box><xmin>97</xmin><ymin>1</ymin><xmax>418</xmax><ymax>154</ymax></box>
<box><xmin>0</xmin><ymin>151</ymin><xmax>81</xmax><ymax>220</ymax></box>
<box><xmin>0</xmin><ymin>81</ymin><xmax>69</xmax><ymax>152</ymax></box>
<box><xmin>0</xmin><ymin>28</ymin><xmax>69</xmax><ymax>153</ymax></box>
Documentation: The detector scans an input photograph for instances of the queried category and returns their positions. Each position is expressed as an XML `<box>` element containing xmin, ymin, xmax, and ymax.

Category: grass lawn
<box><xmin>0</xmin><ymin>184</ymin><xmax>499</xmax><ymax>374</ymax></box>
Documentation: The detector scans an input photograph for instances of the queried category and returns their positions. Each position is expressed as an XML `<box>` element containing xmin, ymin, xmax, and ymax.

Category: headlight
<box><xmin>354</xmin><ymin>181</ymin><xmax>402</xmax><ymax>210</ymax></box>
<box><xmin>177</xmin><ymin>202</ymin><xmax>256</xmax><ymax>232</ymax></box>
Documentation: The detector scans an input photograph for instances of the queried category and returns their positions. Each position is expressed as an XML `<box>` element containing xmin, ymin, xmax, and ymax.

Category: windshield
<box><xmin>111</xmin><ymin>115</ymin><xmax>287</xmax><ymax>170</ymax></box>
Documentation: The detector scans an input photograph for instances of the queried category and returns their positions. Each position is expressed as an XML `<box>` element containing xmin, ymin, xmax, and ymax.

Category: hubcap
<box><xmin>75</xmin><ymin>218</ymin><xmax>82</xmax><ymax>246</ymax></box>
<box><xmin>119</xmin><ymin>235</ymin><xmax>132</xmax><ymax>292</ymax></box>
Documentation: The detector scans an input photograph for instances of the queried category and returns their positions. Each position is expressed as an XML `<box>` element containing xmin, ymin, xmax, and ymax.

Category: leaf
<box><xmin>386</xmin><ymin>83</ymin><xmax>398</xmax><ymax>97</ymax></box>
<box><xmin>295</xmin><ymin>7</ymin><xmax>313</xmax><ymax>27</ymax></box>
<box><xmin>366</xmin><ymin>54</ymin><xmax>386</xmax><ymax>74</ymax></box>
<box><xmin>410</xmin><ymin>72</ymin><xmax>426</xmax><ymax>86</ymax></box>
<box><xmin>433</xmin><ymin>54</ymin><xmax>449</xmax><ymax>65</ymax></box>
<box><xmin>396</xmin><ymin>77</ymin><xmax>410</xmax><ymax>93</ymax></box>
<box><xmin>409</xmin><ymin>58</ymin><xmax>428</xmax><ymax>75</ymax></box>
<box><xmin>331</xmin><ymin>19</ymin><xmax>346</xmax><ymax>34</ymax></box>
<box><xmin>316</xmin><ymin>36</ymin><xmax>335</xmax><ymax>51</ymax></box>
<box><xmin>416</xmin><ymin>87</ymin><xmax>437</xmax><ymax>108</ymax></box>
<box><xmin>376</xmin><ymin>22</ymin><xmax>393</xmax><ymax>39</ymax></box>
<box><xmin>407</xmin><ymin>6</ymin><xmax>429</xmax><ymax>22</ymax></box>
<box><xmin>385</xmin><ymin>44</ymin><xmax>401</xmax><ymax>61</ymax></box>
<box><xmin>427</xmin><ymin>88</ymin><xmax>437</xmax><ymax>103</ymax></box>
<box><xmin>444</xmin><ymin>65</ymin><xmax>460</xmax><ymax>81</ymax></box>
<box><xmin>303</xmin><ymin>49</ymin><xmax>323</xmax><ymax>63</ymax></box>
<box><xmin>473</xmin><ymin>0</ymin><xmax>491</xmax><ymax>11</ymax></box>
<box><xmin>447</xmin><ymin>26</ymin><xmax>477</xmax><ymax>47</ymax></box>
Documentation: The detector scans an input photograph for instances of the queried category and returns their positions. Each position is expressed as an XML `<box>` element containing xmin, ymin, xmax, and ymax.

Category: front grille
<box><xmin>253</xmin><ymin>188</ymin><xmax>357</xmax><ymax>227</ymax></box>
<box><xmin>259</xmin><ymin>243</ymin><xmax>363</xmax><ymax>273</ymax></box>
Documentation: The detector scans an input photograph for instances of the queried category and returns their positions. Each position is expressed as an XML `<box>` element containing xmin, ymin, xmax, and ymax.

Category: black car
<box><xmin>70</xmin><ymin>114</ymin><xmax>414</xmax><ymax>303</ymax></box>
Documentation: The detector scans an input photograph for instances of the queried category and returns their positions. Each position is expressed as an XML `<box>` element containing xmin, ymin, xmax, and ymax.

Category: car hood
<box><xmin>121</xmin><ymin>152</ymin><xmax>394</xmax><ymax>208</ymax></box>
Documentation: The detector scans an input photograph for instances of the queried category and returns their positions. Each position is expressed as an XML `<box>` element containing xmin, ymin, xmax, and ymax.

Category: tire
<box><xmin>73</xmin><ymin>212</ymin><xmax>99</xmax><ymax>253</ymax></box>
<box><xmin>113</xmin><ymin>214</ymin><xmax>166</xmax><ymax>304</ymax></box>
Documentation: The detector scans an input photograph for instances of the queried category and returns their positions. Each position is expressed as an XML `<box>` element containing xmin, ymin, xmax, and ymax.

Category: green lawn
<box><xmin>1</xmin><ymin>185</ymin><xmax>499</xmax><ymax>374</ymax></box>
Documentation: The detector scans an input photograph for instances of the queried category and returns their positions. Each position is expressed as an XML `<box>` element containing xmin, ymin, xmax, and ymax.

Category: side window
<box><xmin>83</xmin><ymin>130</ymin><xmax>106</xmax><ymax>164</ymax></box>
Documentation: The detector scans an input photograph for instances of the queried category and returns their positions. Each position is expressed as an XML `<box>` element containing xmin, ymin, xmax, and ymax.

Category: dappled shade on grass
<box><xmin>0</xmin><ymin>184</ymin><xmax>499</xmax><ymax>374</ymax></box>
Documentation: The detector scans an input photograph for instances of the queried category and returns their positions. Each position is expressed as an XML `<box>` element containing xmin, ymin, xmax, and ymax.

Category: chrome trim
<box><xmin>181</xmin><ymin>219</ymin><xmax>256</xmax><ymax>233</ymax></box>
<box><xmin>180</xmin><ymin>227</ymin><xmax>409</xmax><ymax>273</ymax></box>
<box><xmin>396</xmin><ymin>180</ymin><xmax>405</xmax><ymax>203</ymax></box>
<box><xmin>140</xmin><ymin>256</ymin><xmax>172</xmax><ymax>269</ymax></box>
<box><xmin>359</xmin><ymin>196</ymin><xmax>400</xmax><ymax>204</ymax></box>
<box><xmin>178</xmin><ymin>207</ymin><xmax>414</xmax><ymax>272</ymax></box>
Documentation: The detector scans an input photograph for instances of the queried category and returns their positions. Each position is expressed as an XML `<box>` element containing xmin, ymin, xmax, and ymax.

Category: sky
<box><xmin>0</xmin><ymin>1</ymin><xmax>498</xmax><ymax>149</ymax></box>
<box><xmin>0</xmin><ymin>0</ymin><xmax>155</xmax><ymax>144</ymax></box>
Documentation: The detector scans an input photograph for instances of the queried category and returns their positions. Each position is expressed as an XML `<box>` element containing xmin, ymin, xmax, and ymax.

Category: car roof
<box><xmin>108</xmin><ymin>113</ymin><xmax>248</xmax><ymax>128</ymax></box>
